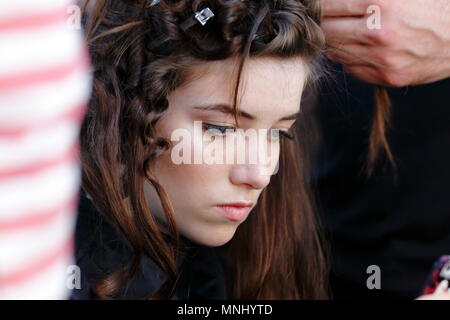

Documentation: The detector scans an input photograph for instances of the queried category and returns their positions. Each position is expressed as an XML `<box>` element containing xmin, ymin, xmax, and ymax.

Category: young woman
<box><xmin>73</xmin><ymin>0</ymin><xmax>328</xmax><ymax>299</ymax></box>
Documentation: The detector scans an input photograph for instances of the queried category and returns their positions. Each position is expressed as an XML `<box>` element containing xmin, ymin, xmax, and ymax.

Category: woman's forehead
<box><xmin>172</xmin><ymin>56</ymin><xmax>307</xmax><ymax>117</ymax></box>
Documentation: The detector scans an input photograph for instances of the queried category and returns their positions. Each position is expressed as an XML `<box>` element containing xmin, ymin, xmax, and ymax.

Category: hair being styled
<box><xmin>79</xmin><ymin>0</ymin><xmax>328</xmax><ymax>299</ymax></box>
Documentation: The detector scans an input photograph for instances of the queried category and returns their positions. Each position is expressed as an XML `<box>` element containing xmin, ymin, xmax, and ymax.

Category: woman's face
<box><xmin>144</xmin><ymin>56</ymin><xmax>308</xmax><ymax>246</ymax></box>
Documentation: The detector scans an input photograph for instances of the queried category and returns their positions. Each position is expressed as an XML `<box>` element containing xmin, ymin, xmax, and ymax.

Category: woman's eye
<box><xmin>202</xmin><ymin>123</ymin><xmax>235</xmax><ymax>135</ymax></box>
<box><xmin>202</xmin><ymin>123</ymin><xmax>294</xmax><ymax>141</ymax></box>
<box><xmin>269</xmin><ymin>129</ymin><xmax>294</xmax><ymax>141</ymax></box>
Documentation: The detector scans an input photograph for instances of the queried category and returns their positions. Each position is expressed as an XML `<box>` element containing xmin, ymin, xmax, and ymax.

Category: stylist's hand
<box><xmin>322</xmin><ymin>0</ymin><xmax>450</xmax><ymax>87</ymax></box>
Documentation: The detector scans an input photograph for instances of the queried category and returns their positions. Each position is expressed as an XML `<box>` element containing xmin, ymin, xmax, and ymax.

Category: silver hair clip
<box><xmin>194</xmin><ymin>8</ymin><xmax>215</xmax><ymax>26</ymax></box>
<box><xmin>180</xmin><ymin>7</ymin><xmax>215</xmax><ymax>31</ymax></box>
<box><xmin>148</xmin><ymin>2</ymin><xmax>214</xmax><ymax>31</ymax></box>
<box><xmin>145</xmin><ymin>5</ymin><xmax>215</xmax><ymax>52</ymax></box>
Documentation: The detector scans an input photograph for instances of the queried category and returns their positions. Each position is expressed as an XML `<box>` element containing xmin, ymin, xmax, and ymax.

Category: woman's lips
<box><xmin>216</xmin><ymin>203</ymin><xmax>253</xmax><ymax>221</ymax></box>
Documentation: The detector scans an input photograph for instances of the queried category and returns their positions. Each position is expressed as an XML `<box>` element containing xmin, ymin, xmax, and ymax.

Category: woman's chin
<box><xmin>182</xmin><ymin>225</ymin><xmax>239</xmax><ymax>247</ymax></box>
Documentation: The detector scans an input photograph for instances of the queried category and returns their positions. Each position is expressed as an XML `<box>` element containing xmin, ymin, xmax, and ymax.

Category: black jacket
<box><xmin>314</xmin><ymin>62</ymin><xmax>450</xmax><ymax>299</ymax></box>
<box><xmin>70</xmin><ymin>192</ymin><xmax>229</xmax><ymax>300</ymax></box>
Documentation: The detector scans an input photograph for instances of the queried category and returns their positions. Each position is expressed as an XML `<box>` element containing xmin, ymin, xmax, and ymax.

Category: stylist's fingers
<box><xmin>322</xmin><ymin>0</ymin><xmax>369</xmax><ymax>17</ymax></box>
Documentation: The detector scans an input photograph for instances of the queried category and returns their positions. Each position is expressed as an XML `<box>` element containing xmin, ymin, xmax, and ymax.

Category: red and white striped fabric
<box><xmin>0</xmin><ymin>0</ymin><xmax>91</xmax><ymax>299</ymax></box>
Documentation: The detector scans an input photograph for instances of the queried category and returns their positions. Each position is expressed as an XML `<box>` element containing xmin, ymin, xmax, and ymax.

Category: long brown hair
<box><xmin>79</xmin><ymin>0</ymin><xmax>328</xmax><ymax>299</ymax></box>
<box><xmin>323</xmin><ymin>47</ymin><xmax>396</xmax><ymax>176</ymax></box>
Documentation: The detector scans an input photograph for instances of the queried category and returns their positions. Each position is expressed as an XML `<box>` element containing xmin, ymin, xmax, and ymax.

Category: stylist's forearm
<box><xmin>321</xmin><ymin>0</ymin><xmax>450</xmax><ymax>87</ymax></box>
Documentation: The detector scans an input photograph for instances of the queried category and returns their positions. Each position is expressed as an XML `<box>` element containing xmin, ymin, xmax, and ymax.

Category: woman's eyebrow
<box><xmin>193</xmin><ymin>104</ymin><xmax>255</xmax><ymax>120</ymax></box>
<box><xmin>279</xmin><ymin>112</ymin><xmax>300</xmax><ymax>121</ymax></box>
<box><xmin>192</xmin><ymin>104</ymin><xmax>300</xmax><ymax>122</ymax></box>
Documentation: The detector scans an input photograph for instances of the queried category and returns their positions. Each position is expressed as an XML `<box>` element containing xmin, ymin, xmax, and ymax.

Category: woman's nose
<box><xmin>228</xmin><ymin>141</ymin><xmax>279</xmax><ymax>190</ymax></box>
<box><xmin>229</xmin><ymin>163</ymin><xmax>272</xmax><ymax>190</ymax></box>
